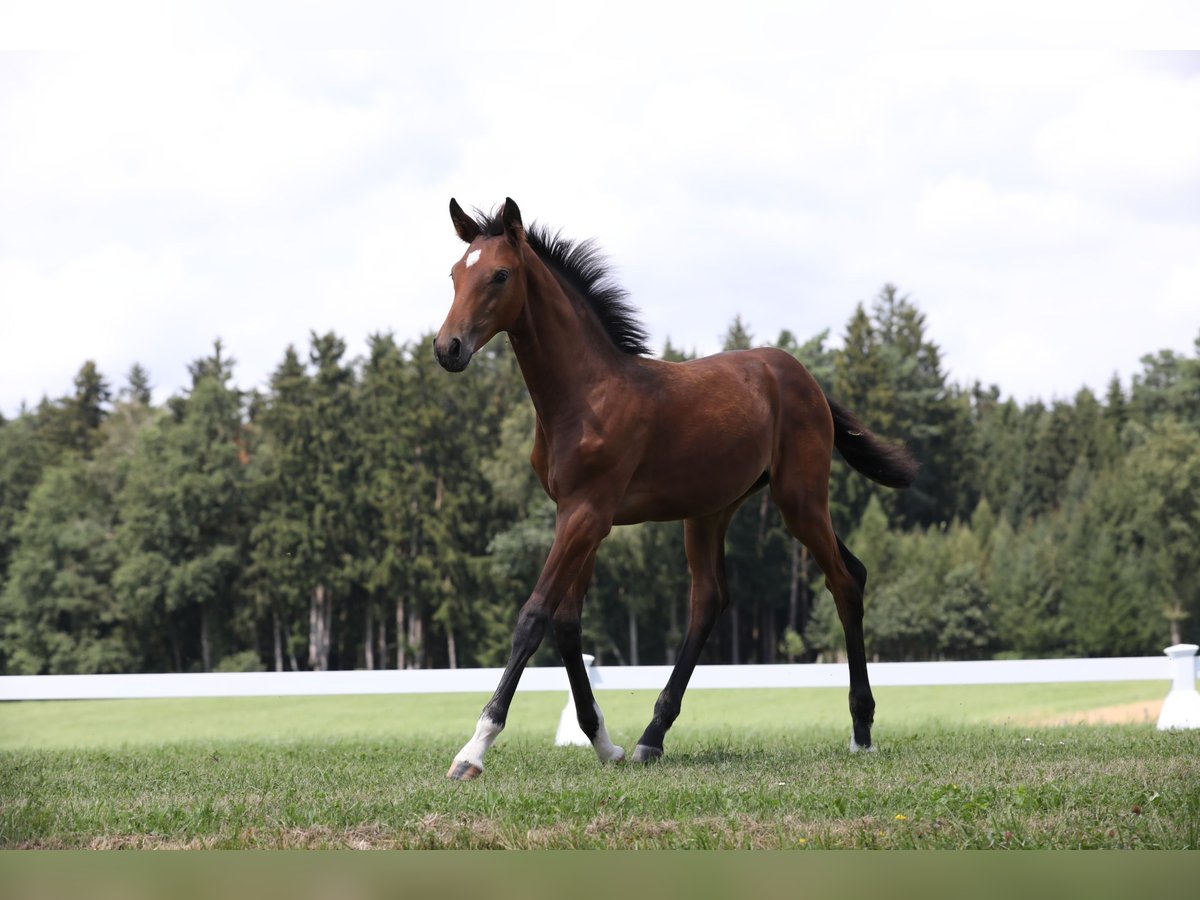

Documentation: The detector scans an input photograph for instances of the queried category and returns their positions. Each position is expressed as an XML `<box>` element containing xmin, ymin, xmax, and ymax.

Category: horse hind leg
<box><xmin>833</xmin><ymin>536</ymin><xmax>875</xmax><ymax>750</ymax></box>
<box><xmin>771</xmin><ymin>476</ymin><xmax>876</xmax><ymax>752</ymax></box>
<box><xmin>632</xmin><ymin>509</ymin><xmax>734</xmax><ymax>763</ymax></box>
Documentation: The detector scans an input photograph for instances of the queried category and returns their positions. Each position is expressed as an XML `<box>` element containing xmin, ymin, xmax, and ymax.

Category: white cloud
<box><xmin>0</xmin><ymin>53</ymin><xmax>404</xmax><ymax>217</ymax></box>
<box><xmin>1034</xmin><ymin>63</ymin><xmax>1200</xmax><ymax>217</ymax></box>
<box><xmin>914</xmin><ymin>175</ymin><xmax>1110</xmax><ymax>259</ymax></box>
<box><xmin>1</xmin><ymin>35</ymin><xmax>1198</xmax><ymax>417</ymax></box>
<box><xmin>1162</xmin><ymin>257</ymin><xmax>1200</xmax><ymax>318</ymax></box>
<box><xmin>0</xmin><ymin>245</ymin><xmax>193</xmax><ymax>407</ymax></box>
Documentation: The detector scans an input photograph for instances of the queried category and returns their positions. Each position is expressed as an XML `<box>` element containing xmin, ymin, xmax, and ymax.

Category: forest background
<box><xmin>2</xmin><ymin>285</ymin><xmax>1198</xmax><ymax>676</ymax></box>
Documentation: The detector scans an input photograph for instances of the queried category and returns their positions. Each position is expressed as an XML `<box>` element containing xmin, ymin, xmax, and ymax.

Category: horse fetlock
<box><xmin>652</xmin><ymin>694</ymin><xmax>681</xmax><ymax>726</ymax></box>
<box><xmin>849</xmin><ymin>690</ymin><xmax>875</xmax><ymax>725</ymax></box>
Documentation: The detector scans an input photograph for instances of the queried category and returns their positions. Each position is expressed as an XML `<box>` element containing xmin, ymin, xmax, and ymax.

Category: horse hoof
<box><xmin>631</xmin><ymin>744</ymin><xmax>663</xmax><ymax>764</ymax></box>
<box><xmin>605</xmin><ymin>745</ymin><xmax>627</xmax><ymax>765</ymax></box>
<box><xmin>447</xmin><ymin>760</ymin><xmax>483</xmax><ymax>781</ymax></box>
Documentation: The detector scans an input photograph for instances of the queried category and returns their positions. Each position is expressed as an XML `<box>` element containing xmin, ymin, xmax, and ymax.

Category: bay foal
<box><xmin>434</xmin><ymin>199</ymin><xmax>916</xmax><ymax>780</ymax></box>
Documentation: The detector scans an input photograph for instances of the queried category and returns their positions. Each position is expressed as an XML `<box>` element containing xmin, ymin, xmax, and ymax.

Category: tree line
<box><xmin>2</xmin><ymin>285</ymin><xmax>1197</xmax><ymax>674</ymax></box>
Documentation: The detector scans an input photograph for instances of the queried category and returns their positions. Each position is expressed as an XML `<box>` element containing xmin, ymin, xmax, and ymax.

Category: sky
<box><xmin>2</xmin><ymin>3</ymin><xmax>1199</xmax><ymax>419</ymax></box>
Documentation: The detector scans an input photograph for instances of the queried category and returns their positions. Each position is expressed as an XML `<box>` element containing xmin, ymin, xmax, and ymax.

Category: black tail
<box><xmin>826</xmin><ymin>397</ymin><xmax>919</xmax><ymax>489</ymax></box>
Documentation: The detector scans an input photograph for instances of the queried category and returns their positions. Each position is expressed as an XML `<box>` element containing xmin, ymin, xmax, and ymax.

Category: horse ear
<box><xmin>449</xmin><ymin>198</ymin><xmax>481</xmax><ymax>243</ymax></box>
<box><xmin>501</xmin><ymin>197</ymin><xmax>525</xmax><ymax>245</ymax></box>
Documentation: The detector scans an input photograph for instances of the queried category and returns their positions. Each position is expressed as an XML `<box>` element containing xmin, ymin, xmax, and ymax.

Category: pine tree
<box><xmin>115</xmin><ymin>341</ymin><xmax>253</xmax><ymax>672</ymax></box>
<box><xmin>721</xmin><ymin>315</ymin><xmax>754</xmax><ymax>351</ymax></box>
<box><xmin>1118</xmin><ymin>419</ymin><xmax>1200</xmax><ymax>645</ymax></box>
<box><xmin>305</xmin><ymin>332</ymin><xmax>358</xmax><ymax>671</ymax></box>
<box><xmin>248</xmin><ymin>345</ymin><xmax>313</xmax><ymax>672</ymax></box>
<box><xmin>355</xmin><ymin>333</ymin><xmax>415</xmax><ymax>670</ymax></box>
<box><xmin>0</xmin><ymin>415</ymin><xmax>52</xmax><ymax>605</ymax></box>
<box><xmin>2</xmin><ymin>380</ymin><xmax>158</xmax><ymax>674</ymax></box>
<box><xmin>833</xmin><ymin>287</ymin><xmax>968</xmax><ymax>530</ymax></box>
<box><xmin>34</xmin><ymin>361</ymin><xmax>112</xmax><ymax>460</ymax></box>
<box><xmin>402</xmin><ymin>334</ymin><xmax>523</xmax><ymax>668</ymax></box>
<box><xmin>0</xmin><ymin>462</ymin><xmax>125</xmax><ymax>673</ymax></box>
<box><xmin>123</xmin><ymin>364</ymin><xmax>153</xmax><ymax>407</ymax></box>
<box><xmin>1129</xmin><ymin>333</ymin><xmax>1200</xmax><ymax>429</ymax></box>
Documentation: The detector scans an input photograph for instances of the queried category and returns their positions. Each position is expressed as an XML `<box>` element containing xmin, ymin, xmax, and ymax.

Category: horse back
<box><xmin>610</xmin><ymin>348</ymin><xmax>830</xmax><ymax>523</ymax></box>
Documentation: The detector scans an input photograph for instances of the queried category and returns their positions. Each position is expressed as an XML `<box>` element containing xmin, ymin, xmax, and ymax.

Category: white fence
<box><xmin>3</xmin><ymin>646</ymin><xmax>1196</xmax><ymax>731</ymax></box>
<box><xmin>0</xmin><ymin>651</ymin><xmax>1191</xmax><ymax>700</ymax></box>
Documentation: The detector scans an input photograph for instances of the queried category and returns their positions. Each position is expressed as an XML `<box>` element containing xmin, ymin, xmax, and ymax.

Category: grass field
<box><xmin>3</xmin><ymin>682</ymin><xmax>1198</xmax><ymax>849</ymax></box>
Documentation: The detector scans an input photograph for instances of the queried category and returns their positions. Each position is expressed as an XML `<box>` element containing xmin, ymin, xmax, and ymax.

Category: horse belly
<box><xmin>614</xmin><ymin>414</ymin><xmax>772</xmax><ymax>524</ymax></box>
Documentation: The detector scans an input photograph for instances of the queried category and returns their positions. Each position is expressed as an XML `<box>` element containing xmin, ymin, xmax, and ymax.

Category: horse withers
<box><xmin>434</xmin><ymin>198</ymin><xmax>917</xmax><ymax>780</ymax></box>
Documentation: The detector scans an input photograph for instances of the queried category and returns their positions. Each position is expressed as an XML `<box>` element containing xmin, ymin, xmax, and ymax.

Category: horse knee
<box><xmin>849</xmin><ymin>685</ymin><xmax>875</xmax><ymax>724</ymax></box>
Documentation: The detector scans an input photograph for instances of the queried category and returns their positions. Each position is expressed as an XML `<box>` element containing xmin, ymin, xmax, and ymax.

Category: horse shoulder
<box><xmin>541</xmin><ymin>380</ymin><xmax>650</xmax><ymax>500</ymax></box>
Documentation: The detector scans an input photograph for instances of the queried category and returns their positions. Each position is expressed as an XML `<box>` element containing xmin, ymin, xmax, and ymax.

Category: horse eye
<box><xmin>493</xmin><ymin>269</ymin><xmax>509</xmax><ymax>284</ymax></box>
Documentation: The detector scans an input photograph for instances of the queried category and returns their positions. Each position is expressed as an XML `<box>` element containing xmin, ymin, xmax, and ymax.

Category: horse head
<box><xmin>435</xmin><ymin>197</ymin><xmax>528</xmax><ymax>372</ymax></box>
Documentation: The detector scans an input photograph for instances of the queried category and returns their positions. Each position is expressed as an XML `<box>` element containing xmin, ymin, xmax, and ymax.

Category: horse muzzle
<box><xmin>434</xmin><ymin>334</ymin><xmax>473</xmax><ymax>372</ymax></box>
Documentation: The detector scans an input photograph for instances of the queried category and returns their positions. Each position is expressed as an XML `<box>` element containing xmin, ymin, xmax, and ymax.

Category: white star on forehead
<box><xmin>466</xmin><ymin>249</ymin><xmax>481</xmax><ymax>268</ymax></box>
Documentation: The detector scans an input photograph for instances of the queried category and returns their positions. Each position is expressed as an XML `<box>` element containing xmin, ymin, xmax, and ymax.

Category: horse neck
<box><xmin>507</xmin><ymin>249</ymin><xmax>625</xmax><ymax>422</ymax></box>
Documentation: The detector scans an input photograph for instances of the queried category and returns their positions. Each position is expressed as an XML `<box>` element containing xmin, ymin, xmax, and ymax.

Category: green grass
<box><xmin>3</xmin><ymin>682</ymin><xmax>1196</xmax><ymax>849</ymax></box>
<box><xmin>0</xmin><ymin>681</ymin><xmax>1167</xmax><ymax>750</ymax></box>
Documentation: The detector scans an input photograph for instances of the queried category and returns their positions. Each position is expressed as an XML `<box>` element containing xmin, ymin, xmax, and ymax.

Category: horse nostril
<box><xmin>449</xmin><ymin>337</ymin><xmax>462</xmax><ymax>359</ymax></box>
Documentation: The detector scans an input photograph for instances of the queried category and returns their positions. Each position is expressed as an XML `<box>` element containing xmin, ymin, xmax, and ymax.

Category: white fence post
<box><xmin>554</xmin><ymin>654</ymin><xmax>596</xmax><ymax>746</ymax></box>
<box><xmin>1156</xmin><ymin>643</ymin><xmax>1200</xmax><ymax>731</ymax></box>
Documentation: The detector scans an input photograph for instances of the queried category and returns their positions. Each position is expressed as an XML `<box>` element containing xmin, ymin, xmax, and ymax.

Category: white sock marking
<box><xmin>465</xmin><ymin>249</ymin><xmax>481</xmax><ymax>268</ymax></box>
<box><xmin>455</xmin><ymin>715</ymin><xmax>503</xmax><ymax>770</ymax></box>
<box><xmin>850</xmin><ymin>732</ymin><xmax>878</xmax><ymax>753</ymax></box>
<box><xmin>590</xmin><ymin>702</ymin><xmax>625</xmax><ymax>763</ymax></box>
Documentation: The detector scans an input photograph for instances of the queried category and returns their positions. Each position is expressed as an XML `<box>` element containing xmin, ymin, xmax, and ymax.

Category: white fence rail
<box><xmin>0</xmin><ymin>653</ymin><xmax>1190</xmax><ymax>702</ymax></box>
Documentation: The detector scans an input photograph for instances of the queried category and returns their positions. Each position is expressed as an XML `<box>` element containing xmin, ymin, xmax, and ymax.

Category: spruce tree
<box><xmin>115</xmin><ymin>341</ymin><xmax>253</xmax><ymax>672</ymax></box>
<box><xmin>248</xmin><ymin>346</ymin><xmax>313</xmax><ymax>672</ymax></box>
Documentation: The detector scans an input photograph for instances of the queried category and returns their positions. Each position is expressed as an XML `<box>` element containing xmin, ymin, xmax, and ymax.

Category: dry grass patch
<box><xmin>1015</xmin><ymin>699</ymin><xmax>1164</xmax><ymax>727</ymax></box>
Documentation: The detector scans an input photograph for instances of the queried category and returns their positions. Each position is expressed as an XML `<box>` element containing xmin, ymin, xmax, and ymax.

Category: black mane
<box><xmin>471</xmin><ymin>209</ymin><xmax>651</xmax><ymax>356</ymax></box>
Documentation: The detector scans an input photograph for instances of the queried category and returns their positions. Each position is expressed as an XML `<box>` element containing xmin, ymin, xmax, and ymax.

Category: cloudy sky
<box><xmin>2</xmin><ymin>3</ymin><xmax>1198</xmax><ymax>418</ymax></box>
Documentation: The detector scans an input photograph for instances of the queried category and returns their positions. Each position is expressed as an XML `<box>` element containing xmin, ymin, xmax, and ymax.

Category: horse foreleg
<box><xmin>448</xmin><ymin>503</ymin><xmax>612</xmax><ymax>780</ymax></box>
<box><xmin>552</xmin><ymin>550</ymin><xmax>625</xmax><ymax>765</ymax></box>
<box><xmin>632</xmin><ymin>510</ymin><xmax>734</xmax><ymax>763</ymax></box>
